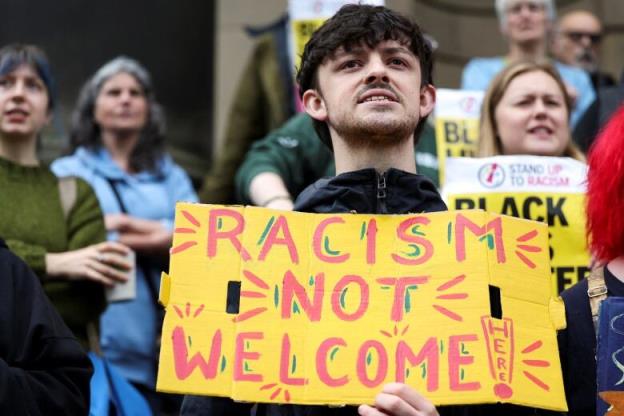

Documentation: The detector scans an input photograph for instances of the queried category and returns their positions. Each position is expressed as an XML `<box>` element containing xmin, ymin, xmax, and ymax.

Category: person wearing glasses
<box><xmin>551</xmin><ymin>9</ymin><xmax>615</xmax><ymax>89</ymax></box>
<box><xmin>553</xmin><ymin>10</ymin><xmax>624</xmax><ymax>152</ymax></box>
<box><xmin>461</xmin><ymin>0</ymin><xmax>595</xmax><ymax>128</ymax></box>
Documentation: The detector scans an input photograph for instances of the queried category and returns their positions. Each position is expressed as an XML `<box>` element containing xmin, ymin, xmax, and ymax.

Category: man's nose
<box><xmin>579</xmin><ymin>34</ymin><xmax>593</xmax><ymax>48</ymax></box>
<box><xmin>365</xmin><ymin>58</ymin><xmax>390</xmax><ymax>84</ymax></box>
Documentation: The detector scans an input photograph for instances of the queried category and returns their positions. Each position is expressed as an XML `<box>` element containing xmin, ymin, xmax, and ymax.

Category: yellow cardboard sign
<box><xmin>443</xmin><ymin>156</ymin><xmax>589</xmax><ymax>294</ymax></box>
<box><xmin>157</xmin><ymin>203</ymin><xmax>567</xmax><ymax>411</ymax></box>
<box><xmin>434</xmin><ymin>89</ymin><xmax>484</xmax><ymax>185</ymax></box>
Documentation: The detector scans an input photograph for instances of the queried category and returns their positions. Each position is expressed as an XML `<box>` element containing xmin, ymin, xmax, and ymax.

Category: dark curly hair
<box><xmin>69</xmin><ymin>56</ymin><xmax>165</xmax><ymax>174</ymax></box>
<box><xmin>296</xmin><ymin>4</ymin><xmax>433</xmax><ymax>150</ymax></box>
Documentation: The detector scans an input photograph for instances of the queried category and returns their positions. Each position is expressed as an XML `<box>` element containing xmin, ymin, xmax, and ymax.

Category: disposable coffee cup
<box><xmin>105</xmin><ymin>250</ymin><xmax>136</xmax><ymax>302</ymax></box>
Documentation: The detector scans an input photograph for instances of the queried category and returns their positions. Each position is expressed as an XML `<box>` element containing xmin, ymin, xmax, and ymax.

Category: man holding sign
<box><xmin>182</xmin><ymin>4</ymin><xmax>444</xmax><ymax>415</ymax></box>
<box><xmin>295</xmin><ymin>5</ymin><xmax>443</xmax><ymax>415</ymax></box>
<box><xmin>295</xmin><ymin>4</ymin><xmax>556</xmax><ymax>415</ymax></box>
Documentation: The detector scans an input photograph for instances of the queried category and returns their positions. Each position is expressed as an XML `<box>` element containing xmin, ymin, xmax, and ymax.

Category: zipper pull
<box><xmin>377</xmin><ymin>172</ymin><xmax>387</xmax><ymax>199</ymax></box>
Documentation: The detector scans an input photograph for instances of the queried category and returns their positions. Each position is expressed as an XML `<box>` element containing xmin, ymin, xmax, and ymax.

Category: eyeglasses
<box><xmin>562</xmin><ymin>31</ymin><xmax>603</xmax><ymax>45</ymax></box>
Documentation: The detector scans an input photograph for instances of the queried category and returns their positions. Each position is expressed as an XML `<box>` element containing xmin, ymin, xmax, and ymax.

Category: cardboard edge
<box><xmin>159</xmin><ymin>272</ymin><xmax>171</xmax><ymax>307</ymax></box>
<box><xmin>550</xmin><ymin>296</ymin><xmax>567</xmax><ymax>331</ymax></box>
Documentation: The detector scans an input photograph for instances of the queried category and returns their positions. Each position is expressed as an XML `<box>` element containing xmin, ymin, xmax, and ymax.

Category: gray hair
<box><xmin>495</xmin><ymin>0</ymin><xmax>556</xmax><ymax>30</ymax></box>
<box><xmin>89</xmin><ymin>56</ymin><xmax>152</xmax><ymax>94</ymax></box>
<box><xmin>69</xmin><ymin>56</ymin><xmax>166</xmax><ymax>173</ymax></box>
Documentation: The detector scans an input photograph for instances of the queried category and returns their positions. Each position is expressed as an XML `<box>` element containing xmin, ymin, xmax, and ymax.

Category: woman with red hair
<box><xmin>558</xmin><ymin>105</ymin><xmax>624</xmax><ymax>415</ymax></box>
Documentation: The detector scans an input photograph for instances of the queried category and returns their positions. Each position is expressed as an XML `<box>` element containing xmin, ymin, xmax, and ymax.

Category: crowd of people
<box><xmin>1</xmin><ymin>0</ymin><xmax>623</xmax><ymax>415</ymax></box>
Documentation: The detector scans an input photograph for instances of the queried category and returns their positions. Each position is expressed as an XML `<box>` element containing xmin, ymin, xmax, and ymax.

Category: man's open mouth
<box><xmin>358</xmin><ymin>89</ymin><xmax>398</xmax><ymax>103</ymax></box>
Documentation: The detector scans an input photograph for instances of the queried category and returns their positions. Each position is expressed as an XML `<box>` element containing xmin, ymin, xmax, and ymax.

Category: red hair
<box><xmin>587</xmin><ymin>105</ymin><xmax>624</xmax><ymax>263</ymax></box>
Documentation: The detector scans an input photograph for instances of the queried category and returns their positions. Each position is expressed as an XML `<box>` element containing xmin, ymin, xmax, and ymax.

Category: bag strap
<box><xmin>57</xmin><ymin>177</ymin><xmax>78</xmax><ymax>219</ymax></box>
<box><xmin>104</xmin><ymin>178</ymin><xmax>160</xmax><ymax>307</ymax></box>
<box><xmin>105</xmin><ymin>177</ymin><xmax>128</xmax><ymax>213</ymax></box>
<box><xmin>587</xmin><ymin>266</ymin><xmax>608</xmax><ymax>333</ymax></box>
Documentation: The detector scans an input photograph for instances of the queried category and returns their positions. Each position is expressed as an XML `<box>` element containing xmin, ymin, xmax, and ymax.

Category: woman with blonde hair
<box><xmin>478</xmin><ymin>60</ymin><xmax>585</xmax><ymax>161</ymax></box>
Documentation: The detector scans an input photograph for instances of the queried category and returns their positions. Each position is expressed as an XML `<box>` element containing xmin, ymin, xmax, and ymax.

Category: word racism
<box><xmin>157</xmin><ymin>204</ymin><xmax>567</xmax><ymax>411</ymax></box>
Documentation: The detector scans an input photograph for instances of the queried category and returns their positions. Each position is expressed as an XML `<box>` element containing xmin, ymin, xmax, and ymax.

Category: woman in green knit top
<box><xmin>0</xmin><ymin>44</ymin><xmax>131</xmax><ymax>345</ymax></box>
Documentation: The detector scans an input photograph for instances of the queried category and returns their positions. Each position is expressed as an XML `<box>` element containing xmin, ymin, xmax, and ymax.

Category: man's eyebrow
<box><xmin>380</xmin><ymin>46</ymin><xmax>413</xmax><ymax>55</ymax></box>
<box><xmin>332</xmin><ymin>46</ymin><xmax>366</xmax><ymax>57</ymax></box>
<box><xmin>331</xmin><ymin>45</ymin><xmax>414</xmax><ymax>59</ymax></box>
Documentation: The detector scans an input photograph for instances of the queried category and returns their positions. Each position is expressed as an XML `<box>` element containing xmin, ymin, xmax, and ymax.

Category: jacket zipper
<box><xmin>376</xmin><ymin>171</ymin><xmax>388</xmax><ymax>214</ymax></box>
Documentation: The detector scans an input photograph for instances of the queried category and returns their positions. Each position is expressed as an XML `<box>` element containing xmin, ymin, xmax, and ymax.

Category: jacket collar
<box><xmin>75</xmin><ymin>147</ymin><xmax>169</xmax><ymax>181</ymax></box>
<box><xmin>294</xmin><ymin>168</ymin><xmax>446</xmax><ymax>214</ymax></box>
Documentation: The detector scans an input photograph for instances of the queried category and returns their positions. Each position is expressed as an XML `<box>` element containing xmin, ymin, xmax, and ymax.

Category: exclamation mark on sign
<box><xmin>481</xmin><ymin>316</ymin><xmax>515</xmax><ymax>399</ymax></box>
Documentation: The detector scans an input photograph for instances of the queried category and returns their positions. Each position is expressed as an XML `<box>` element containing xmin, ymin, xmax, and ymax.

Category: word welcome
<box><xmin>172</xmin><ymin>326</ymin><xmax>480</xmax><ymax>392</ymax></box>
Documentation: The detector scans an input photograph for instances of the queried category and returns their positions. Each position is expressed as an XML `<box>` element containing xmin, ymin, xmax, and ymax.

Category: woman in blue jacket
<box><xmin>52</xmin><ymin>56</ymin><xmax>198</xmax><ymax>412</ymax></box>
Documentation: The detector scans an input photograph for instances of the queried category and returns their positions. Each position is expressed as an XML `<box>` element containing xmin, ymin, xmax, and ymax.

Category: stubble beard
<box><xmin>328</xmin><ymin>108</ymin><xmax>419</xmax><ymax>149</ymax></box>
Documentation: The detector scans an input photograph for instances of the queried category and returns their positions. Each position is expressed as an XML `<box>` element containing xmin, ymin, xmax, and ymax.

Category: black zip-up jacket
<box><xmin>0</xmin><ymin>239</ymin><xmax>92</xmax><ymax>415</ymax></box>
<box><xmin>293</xmin><ymin>168</ymin><xmax>446</xmax><ymax>214</ymax></box>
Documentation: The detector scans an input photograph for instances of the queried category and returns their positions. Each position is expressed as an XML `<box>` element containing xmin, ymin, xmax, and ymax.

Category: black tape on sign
<box><xmin>489</xmin><ymin>285</ymin><xmax>503</xmax><ymax>319</ymax></box>
<box><xmin>226</xmin><ymin>281</ymin><xmax>241</xmax><ymax>314</ymax></box>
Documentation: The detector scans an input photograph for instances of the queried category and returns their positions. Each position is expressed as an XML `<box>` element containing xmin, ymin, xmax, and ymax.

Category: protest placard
<box><xmin>443</xmin><ymin>155</ymin><xmax>589</xmax><ymax>294</ymax></box>
<box><xmin>434</xmin><ymin>89</ymin><xmax>484</xmax><ymax>185</ymax></box>
<box><xmin>157</xmin><ymin>203</ymin><xmax>567</xmax><ymax>411</ymax></box>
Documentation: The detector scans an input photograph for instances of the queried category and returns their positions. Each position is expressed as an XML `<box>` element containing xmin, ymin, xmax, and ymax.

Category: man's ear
<box><xmin>302</xmin><ymin>89</ymin><xmax>328</xmax><ymax>122</ymax></box>
<box><xmin>419</xmin><ymin>84</ymin><xmax>436</xmax><ymax>118</ymax></box>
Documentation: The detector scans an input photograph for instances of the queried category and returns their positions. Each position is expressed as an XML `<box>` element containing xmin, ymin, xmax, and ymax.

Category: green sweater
<box><xmin>0</xmin><ymin>156</ymin><xmax>106</xmax><ymax>346</ymax></box>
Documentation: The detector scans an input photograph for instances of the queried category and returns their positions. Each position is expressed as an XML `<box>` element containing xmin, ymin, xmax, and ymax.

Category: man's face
<box><xmin>552</xmin><ymin>11</ymin><xmax>602</xmax><ymax>73</ymax></box>
<box><xmin>302</xmin><ymin>39</ymin><xmax>435</xmax><ymax>148</ymax></box>
<box><xmin>502</xmin><ymin>0</ymin><xmax>550</xmax><ymax>45</ymax></box>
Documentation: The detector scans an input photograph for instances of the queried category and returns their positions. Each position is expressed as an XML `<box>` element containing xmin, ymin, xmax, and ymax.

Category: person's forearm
<box><xmin>249</xmin><ymin>172</ymin><xmax>294</xmax><ymax>210</ymax></box>
<box><xmin>44</xmin><ymin>242</ymin><xmax>131</xmax><ymax>286</ymax></box>
<box><xmin>118</xmin><ymin>230</ymin><xmax>172</xmax><ymax>255</ymax></box>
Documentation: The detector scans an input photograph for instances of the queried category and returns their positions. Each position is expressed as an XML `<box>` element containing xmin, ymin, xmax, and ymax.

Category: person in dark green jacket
<box><xmin>235</xmin><ymin>112</ymin><xmax>439</xmax><ymax>208</ymax></box>
<box><xmin>200</xmin><ymin>15</ymin><xmax>298</xmax><ymax>204</ymax></box>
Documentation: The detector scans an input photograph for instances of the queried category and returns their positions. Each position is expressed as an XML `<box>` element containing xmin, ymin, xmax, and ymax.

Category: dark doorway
<box><xmin>0</xmin><ymin>0</ymin><xmax>215</xmax><ymax>183</ymax></box>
